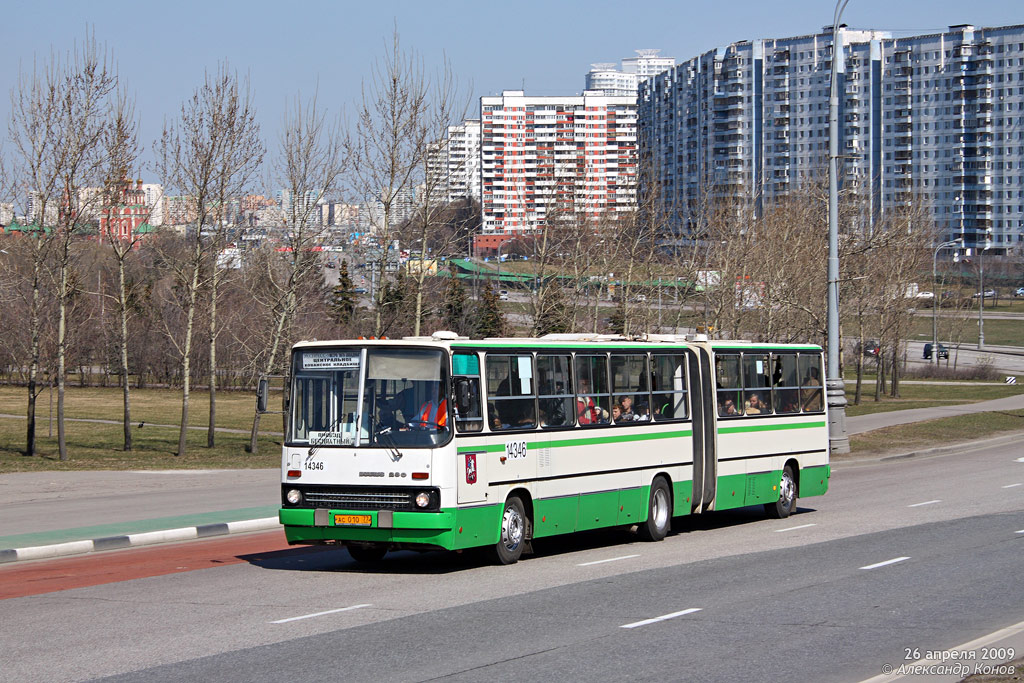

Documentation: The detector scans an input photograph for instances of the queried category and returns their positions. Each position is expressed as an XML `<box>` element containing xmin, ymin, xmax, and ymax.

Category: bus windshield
<box><xmin>289</xmin><ymin>347</ymin><xmax>450</xmax><ymax>449</ymax></box>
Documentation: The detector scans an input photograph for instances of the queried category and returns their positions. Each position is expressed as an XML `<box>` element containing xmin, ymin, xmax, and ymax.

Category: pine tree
<box><xmin>442</xmin><ymin>265</ymin><xmax>470</xmax><ymax>335</ymax></box>
<box><xmin>328</xmin><ymin>261</ymin><xmax>355</xmax><ymax>324</ymax></box>
<box><xmin>533</xmin><ymin>282</ymin><xmax>571</xmax><ymax>336</ymax></box>
<box><xmin>475</xmin><ymin>286</ymin><xmax>506</xmax><ymax>338</ymax></box>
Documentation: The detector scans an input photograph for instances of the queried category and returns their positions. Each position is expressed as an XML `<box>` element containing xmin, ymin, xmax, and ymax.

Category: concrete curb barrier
<box><xmin>0</xmin><ymin>516</ymin><xmax>280</xmax><ymax>564</ymax></box>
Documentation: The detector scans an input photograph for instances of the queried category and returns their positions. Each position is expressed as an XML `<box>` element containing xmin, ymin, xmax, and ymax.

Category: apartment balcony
<box><xmin>893</xmin><ymin>108</ymin><xmax>911</xmax><ymax>119</ymax></box>
<box><xmin>894</xmin><ymin>136</ymin><xmax>913</xmax><ymax>148</ymax></box>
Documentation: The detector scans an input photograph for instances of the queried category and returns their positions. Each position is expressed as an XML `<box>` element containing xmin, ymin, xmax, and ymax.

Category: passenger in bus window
<box><xmin>618</xmin><ymin>396</ymin><xmax>636</xmax><ymax>421</ymax></box>
<box><xmin>719</xmin><ymin>398</ymin><xmax>738</xmax><ymax>416</ymax></box>
<box><xmin>636</xmin><ymin>403</ymin><xmax>650</xmax><ymax>421</ymax></box>
<box><xmin>577</xmin><ymin>378</ymin><xmax>598</xmax><ymax>424</ymax></box>
<box><xmin>745</xmin><ymin>393</ymin><xmax>764</xmax><ymax>415</ymax></box>
<box><xmin>611</xmin><ymin>403</ymin><xmax>623</xmax><ymax>423</ymax></box>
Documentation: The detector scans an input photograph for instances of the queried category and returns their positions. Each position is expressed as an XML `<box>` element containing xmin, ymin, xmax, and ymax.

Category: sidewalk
<box><xmin>3</xmin><ymin>394</ymin><xmax>1024</xmax><ymax>565</ymax></box>
<box><xmin>846</xmin><ymin>392</ymin><xmax>1024</xmax><ymax>435</ymax></box>
<box><xmin>0</xmin><ymin>469</ymin><xmax>279</xmax><ymax>564</ymax></box>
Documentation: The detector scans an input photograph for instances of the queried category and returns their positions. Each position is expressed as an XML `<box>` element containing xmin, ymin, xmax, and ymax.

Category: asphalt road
<box><xmin>2</xmin><ymin>436</ymin><xmax>1022</xmax><ymax>682</ymax></box>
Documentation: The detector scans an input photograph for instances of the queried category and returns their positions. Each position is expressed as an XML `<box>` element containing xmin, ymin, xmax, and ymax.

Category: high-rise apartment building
<box><xmin>639</xmin><ymin>23</ymin><xmax>1024</xmax><ymax>251</ymax></box>
<box><xmin>444</xmin><ymin>119</ymin><xmax>482</xmax><ymax>202</ymax></box>
<box><xmin>479</xmin><ymin>90</ymin><xmax>637</xmax><ymax>243</ymax></box>
<box><xmin>586</xmin><ymin>49</ymin><xmax>675</xmax><ymax>97</ymax></box>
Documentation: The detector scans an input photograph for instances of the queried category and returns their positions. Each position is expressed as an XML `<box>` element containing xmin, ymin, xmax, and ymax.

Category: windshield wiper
<box><xmin>371</xmin><ymin>413</ymin><xmax>404</xmax><ymax>462</ymax></box>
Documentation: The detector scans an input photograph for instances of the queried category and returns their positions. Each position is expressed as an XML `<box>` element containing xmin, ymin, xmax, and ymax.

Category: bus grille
<box><xmin>283</xmin><ymin>485</ymin><xmax>438</xmax><ymax>511</ymax></box>
<box><xmin>305</xmin><ymin>489</ymin><xmax>411</xmax><ymax>509</ymax></box>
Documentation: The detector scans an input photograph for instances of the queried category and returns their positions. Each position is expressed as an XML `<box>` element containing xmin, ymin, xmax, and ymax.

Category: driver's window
<box><xmin>453</xmin><ymin>352</ymin><xmax>483</xmax><ymax>433</ymax></box>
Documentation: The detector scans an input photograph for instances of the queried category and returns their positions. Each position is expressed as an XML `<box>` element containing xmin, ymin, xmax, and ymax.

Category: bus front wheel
<box><xmin>638</xmin><ymin>478</ymin><xmax>671</xmax><ymax>541</ymax></box>
<box><xmin>493</xmin><ymin>496</ymin><xmax>526</xmax><ymax>565</ymax></box>
<box><xmin>765</xmin><ymin>464</ymin><xmax>797</xmax><ymax>519</ymax></box>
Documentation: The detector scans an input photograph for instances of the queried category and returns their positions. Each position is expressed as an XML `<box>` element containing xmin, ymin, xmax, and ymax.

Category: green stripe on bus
<box><xmin>718</xmin><ymin>421</ymin><xmax>826</xmax><ymax>434</ymax></box>
<box><xmin>457</xmin><ymin>429</ymin><xmax>692</xmax><ymax>453</ymax></box>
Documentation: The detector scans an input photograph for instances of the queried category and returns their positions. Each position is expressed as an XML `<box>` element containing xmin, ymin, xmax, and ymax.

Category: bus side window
<box><xmin>742</xmin><ymin>354</ymin><xmax>772</xmax><ymax>415</ymax></box>
<box><xmin>610</xmin><ymin>353</ymin><xmax>650</xmax><ymax>424</ymax></box>
<box><xmin>574</xmin><ymin>354</ymin><xmax>610</xmax><ymax>426</ymax></box>
<box><xmin>799</xmin><ymin>354</ymin><xmax>824</xmax><ymax>412</ymax></box>
<box><xmin>537</xmin><ymin>354</ymin><xmax>574</xmax><ymax>428</ymax></box>
<box><xmin>453</xmin><ymin>352</ymin><xmax>483</xmax><ymax>433</ymax></box>
<box><xmin>715</xmin><ymin>353</ymin><xmax>742</xmax><ymax>417</ymax></box>
<box><xmin>772</xmin><ymin>353</ymin><xmax>801</xmax><ymax>414</ymax></box>
<box><xmin>651</xmin><ymin>354</ymin><xmax>687</xmax><ymax>421</ymax></box>
<box><xmin>486</xmin><ymin>353</ymin><xmax>536</xmax><ymax>430</ymax></box>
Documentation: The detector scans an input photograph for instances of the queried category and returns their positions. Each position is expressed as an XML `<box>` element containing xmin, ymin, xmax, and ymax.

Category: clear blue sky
<box><xmin>3</xmin><ymin>0</ymin><xmax>1021</xmax><ymax>172</ymax></box>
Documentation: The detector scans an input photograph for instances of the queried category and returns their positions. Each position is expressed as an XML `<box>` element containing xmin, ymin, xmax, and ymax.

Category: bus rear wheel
<box><xmin>638</xmin><ymin>477</ymin><xmax>671</xmax><ymax>541</ymax></box>
<box><xmin>348</xmin><ymin>543</ymin><xmax>387</xmax><ymax>563</ymax></box>
<box><xmin>765</xmin><ymin>464</ymin><xmax>797</xmax><ymax>519</ymax></box>
<box><xmin>493</xmin><ymin>496</ymin><xmax>526</xmax><ymax>565</ymax></box>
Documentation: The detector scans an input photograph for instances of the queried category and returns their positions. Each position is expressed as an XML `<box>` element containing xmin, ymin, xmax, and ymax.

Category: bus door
<box><xmin>687</xmin><ymin>346</ymin><xmax>717</xmax><ymax>514</ymax></box>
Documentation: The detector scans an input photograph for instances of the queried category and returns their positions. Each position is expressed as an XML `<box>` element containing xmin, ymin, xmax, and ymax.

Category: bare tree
<box><xmin>402</xmin><ymin>68</ymin><xmax>471</xmax><ymax>337</ymax></box>
<box><xmin>8</xmin><ymin>33</ymin><xmax>119</xmax><ymax>460</ymax></box>
<box><xmin>346</xmin><ymin>30</ymin><xmax>434</xmax><ymax>337</ymax></box>
<box><xmin>100</xmin><ymin>90</ymin><xmax>144</xmax><ymax>450</ymax></box>
<box><xmin>246</xmin><ymin>91</ymin><xmax>345</xmax><ymax>454</ymax></box>
<box><xmin>155</xmin><ymin>63</ymin><xmax>263</xmax><ymax>457</ymax></box>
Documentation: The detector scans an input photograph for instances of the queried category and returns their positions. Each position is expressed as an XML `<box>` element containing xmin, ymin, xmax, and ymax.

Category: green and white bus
<box><xmin>274</xmin><ymin>332</ymin><xmax>830</xmax><ymax>564</ymax></box>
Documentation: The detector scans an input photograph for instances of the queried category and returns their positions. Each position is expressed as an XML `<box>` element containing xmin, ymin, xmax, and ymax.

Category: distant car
<box><xmin>635</xmin><ymin>294</ymin><xmax>647</xmax><ymax>302</ymax></box>
<box><xmin>972</xmin><ymin>289</ymin><xmax>997</xmax><ymax>298</ymax></box>
<box><xmin>859</xmin><ymin>340</ymin><xmax>881</xmax><ymax>357</ymax></box>
<box><xmin>923</xmin><ymin>342</ymin><xmax>949</xmax><ymax>360</ymax></box>
<box><xmin>498</xmin><ymin>293</ymin><xmax>509</xmax><ymax>301</ymax></box>
<box><xmin>915</xmin><ymin>291</ymin><xmax>935</xmax><ymax>300</ymax></box>
<box><xmin>1015</xmin><ymin>287</ymin><xmax>1024</xmax><ymax>297</ymax></box>
<box><xmin>352</xmin><ymin>287</ymin><xmax>368</xmax><ymax>294</ymax></box>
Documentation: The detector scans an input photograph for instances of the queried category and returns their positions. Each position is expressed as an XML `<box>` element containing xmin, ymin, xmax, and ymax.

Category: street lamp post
<box><xmin>978</xmin><ymin>243</ymin><xmax>987</xmax><ymax>350</ymax></box>
<box><xmin>932</xmin><ymin>238</ymin><xmax>962</xmax><ymax>366</ymax></box>
<box><xmin>826</xmin><ymin>0</ymin><xmax>851</xmax><ymax>454</ymax></box>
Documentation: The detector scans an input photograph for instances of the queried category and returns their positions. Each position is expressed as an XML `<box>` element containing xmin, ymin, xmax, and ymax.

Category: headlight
<box><xmin>286</xmin><ymin>489</ymin><xmax>302</xmax><ymax>505</ymax></box>
<box><xmin>415</xmin><ymin>491</ymin><xmax>431</xmax><ymax>508</ymax></box>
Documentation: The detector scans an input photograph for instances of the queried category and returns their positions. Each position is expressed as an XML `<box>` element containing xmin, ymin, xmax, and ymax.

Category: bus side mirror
<box><xmin>454</xmin><ymin>378</ymin><xmax>472</xmax><ymax>414</ymax></box>
<box><xmin>257</xmin><ymin>377</ymin><xmax>269</xmax><ymax>413</ymax></box>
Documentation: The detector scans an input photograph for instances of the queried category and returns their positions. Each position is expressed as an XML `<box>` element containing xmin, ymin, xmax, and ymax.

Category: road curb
<box><xmin>0</xmin><ymin>516</ymin><xmax>280</xmax><ymax>564</ymax></box>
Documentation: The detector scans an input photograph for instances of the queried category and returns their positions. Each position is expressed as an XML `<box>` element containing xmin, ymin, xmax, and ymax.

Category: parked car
<box><xmin>1015</xmin><ymin>287</ymin><xmax>1024</xmax><ymax>297</ymax></box>
<box><xmin>915</xmin><ymin>291</ymin><xmax>935</xmax><ymax>300</ymax></box>
<box><xmin>923</xmin><ymin>342</ymin><xmax>949</xmax><ymax>360</ymax></box>
<box><xmin>972</xmin><ymin>289</ymin><xmax>997</xmax><ymax>298</ymax></box>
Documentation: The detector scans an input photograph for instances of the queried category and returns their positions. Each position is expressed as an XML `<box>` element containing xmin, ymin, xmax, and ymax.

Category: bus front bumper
<box><xmin>279</xmin><ymin>507</ymin><xmax>478</xmax><ymax>550</ymax></box>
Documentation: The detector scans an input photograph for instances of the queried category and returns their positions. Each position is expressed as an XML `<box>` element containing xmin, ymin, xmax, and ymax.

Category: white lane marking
<box><xmin>1016</xmin><ymin>457</ymin><xmax>1024</xmax><ymax>463</ymax></box>
<box><xmin>907</xmin><ymin>500</ymin><xmax>941</xmax><ymax>508</ymax></box>
<box><xmin>860</xmin><ymin>557</ymin><xmax>910</xmax><ymax>570</ymax></box>
<box><xmin>774</xmin><ymin>523</ymin><xmax>816</xmax><ymax>533</ymax></box>
<box><xmin>271</xmin><ymin>604</ymin><xmax>371</xmax><ymax>624</ymax></box>
<box><xmin>857</xmin><ymin>618</ymin><xmax>1024</xmax><ymax>682</ymax></box>
<box><xmin>1002</xmin><ymin>483</ymin><xmax>1022</xmax><ymax>488</ymax></box>
<box><xmin>1016</xmin><ymin>529</ymin><xmax>1024</xmax><ymax>534</ymax></box>
<box><xmin>578</xmin><ymin>554</ymin><xmax>640</xmax><ymax>566</ymax></box>
<box><xmin>621</xmin><ymin>607</ymin><xmax>702</xmax><ymax>629</ymax></box>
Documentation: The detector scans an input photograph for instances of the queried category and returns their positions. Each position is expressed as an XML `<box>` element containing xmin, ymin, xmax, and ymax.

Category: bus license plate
<box><xmin>334</xmin><ymin>514</ymin><xmax>372</xmax><ymax>526</ymax></box>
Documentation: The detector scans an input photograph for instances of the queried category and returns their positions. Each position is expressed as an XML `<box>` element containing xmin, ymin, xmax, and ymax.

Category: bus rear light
<box><xmin>287</xmin><ymin>470</ymin><xmax>302</xmax><ymax>478</ymax></box>
<box><xmin>412</xmin><ymin>472</ymin><xmax>428</xmax><ymax>480</ymax></box>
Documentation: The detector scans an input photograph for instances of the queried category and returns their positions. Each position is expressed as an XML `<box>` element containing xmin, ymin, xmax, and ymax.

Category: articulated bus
<box><xmin>273</xmin><ymin>332</ymin><xmax>830</xmax><ymax>564</ymax></box>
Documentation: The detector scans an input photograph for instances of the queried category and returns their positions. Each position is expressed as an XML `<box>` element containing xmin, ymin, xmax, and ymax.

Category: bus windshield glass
<box><xmin>289</xmin><ymin>347</ymin><xmax>450</xmax><ymax>449</ymax></box>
